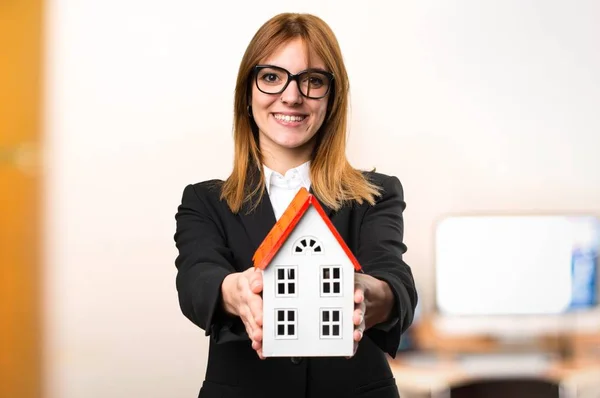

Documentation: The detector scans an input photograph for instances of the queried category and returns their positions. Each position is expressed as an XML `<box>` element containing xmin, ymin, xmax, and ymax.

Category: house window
<box><xmin>320</xmin><ymin>309</ymin><xmax>342</xmax><ymax>339</ymax></box>
<box><xmin>320</xmin><ymin>265</ymin><xmax>342</xmax><ymax>296</ymax></box>
<box><xmin>275</xmin><ymin>309</ymin><xmax>297</xmax><ymax>339</ymax></box>
<box><xmin>293</xmin><ymin>236</ymin><xmax>323</xmax><ymax>255</ymax></box>
<box><xmin>275</xmin><ymin>266</ymin><xmax>297</xmax><ymax>297</ymax></box>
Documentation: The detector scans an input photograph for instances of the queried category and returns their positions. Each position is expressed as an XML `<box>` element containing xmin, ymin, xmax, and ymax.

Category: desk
<box><xmin>389</xmin><ymin>353</ymin><xmax>600</xmax><ymax>398</ymax></box>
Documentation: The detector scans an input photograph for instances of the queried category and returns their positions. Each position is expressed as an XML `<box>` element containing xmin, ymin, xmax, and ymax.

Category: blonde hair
<box><xmin>222</xmin><ymin>13</ymin><xmax>381</xmax><ymax>213</ymax></box>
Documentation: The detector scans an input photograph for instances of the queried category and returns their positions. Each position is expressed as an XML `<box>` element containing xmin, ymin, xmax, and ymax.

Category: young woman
<box><xmin>174</xmin><ymin>12</ymin><xmax>417</xmax><ymax>398</ymax></box>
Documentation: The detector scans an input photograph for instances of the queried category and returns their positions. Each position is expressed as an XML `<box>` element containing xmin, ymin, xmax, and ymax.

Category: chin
<box><xmin>276</xmin><ymin>140</ymin><xmax>310</xmax><ymax>150</ymax></box>
<box><xmin>260</xmin><ymin>128</ymin><xmax>317</xmax><ymax>152</ymax></box>
<box><xmin>272</xmin><ymin>133</ymin><xmax>312</xmax><ymax>148</ymax></box>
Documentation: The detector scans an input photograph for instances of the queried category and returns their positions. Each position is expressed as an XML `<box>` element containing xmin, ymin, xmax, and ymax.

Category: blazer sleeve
<box><xmin>356</xmin><ymin>175</ymin><xmax>418</xmax><ymax>358</ymax></box>
<box><xmin>174</xmin><ymin>184</ymin><xmax>248</xmax><ymax>343</ymax></box>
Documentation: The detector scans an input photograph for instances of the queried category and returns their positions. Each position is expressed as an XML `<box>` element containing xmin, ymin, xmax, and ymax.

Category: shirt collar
<box><xmin>263</xmin><ymin>160</ymin><xmax>311</xmax><ymax>195</ymax></box>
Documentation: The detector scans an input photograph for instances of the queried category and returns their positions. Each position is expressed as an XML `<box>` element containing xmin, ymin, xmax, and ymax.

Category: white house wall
<box><xmin>262</xmin><ymin>207</ymin><xmax>355</xmax><ymax>357</ymax></box>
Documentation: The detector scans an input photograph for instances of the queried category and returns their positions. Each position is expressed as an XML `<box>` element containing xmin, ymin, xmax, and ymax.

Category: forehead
<box><xmin>261</xmin><ymin>38</ymin><xmax>326</xmax><ymax>72</ymax></box>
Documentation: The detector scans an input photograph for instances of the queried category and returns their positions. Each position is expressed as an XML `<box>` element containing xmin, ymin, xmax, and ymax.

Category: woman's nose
<box><xmin>279</xmin><ymin>79</ymin><xmax>303</xmax><ymax>105</ymax></box>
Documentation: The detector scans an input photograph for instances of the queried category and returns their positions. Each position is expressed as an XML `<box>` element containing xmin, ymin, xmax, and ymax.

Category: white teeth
<box><xmin>274</xmin><ymin>114</ymin><xmax>306</xmax><ymax>122</ymax></box>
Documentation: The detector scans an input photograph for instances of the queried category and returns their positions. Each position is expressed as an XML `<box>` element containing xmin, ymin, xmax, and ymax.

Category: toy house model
<box><xmin>253</xmin><ymin>187</ymin><xmax>361</xmax><ymax>357</ymax></box>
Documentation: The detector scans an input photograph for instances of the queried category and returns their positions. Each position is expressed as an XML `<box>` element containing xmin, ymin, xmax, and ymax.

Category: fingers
<box><xmin>354</xmin><ymin>287</ymin><xmax>364</xmax><ymax>304</ymax></box>
<box><xmin>238</xmin><ymin>269</ymin><xmax>264</xmax><ymax>357</ymax></box>
<box><xmin>247</xmin><ymin>281</ymin><xmax>263</xmax><ymax>327</ymax></box>
<box><xmin>353</xmin><ymin>307</ymin><xmax>365</xmax><ymax>344</ymax></box>
<box><xmin>241</xmin><ymin>317</ymin><xmax>254</xmax><ymax>344</ymax></box>
<box><xmin>250</xmin><ymin>318</ymin><xmax>263</xmax><ymax>343</ymax></box>
<box><xmin>238</xmin><ymin>269</ymin><xmax>263</xmax><ymax>326</ymax></box>
<box><xmin>242</xmin><ymin>304</ymin><xmax>259</xmax><ymax>339</ymax></box>
<box><xmin>250</xmin><ymin>319</ymin><xmax>264</xmax><ymax>360</ymax></box>
<box><xmin>354</xmin><ymin>288</ymin><xmax>366</xmax><ymax>329</ymax></box>
<box><xmin>353</xmin><ymin>328</ymin><xmax>364</xmax><ymax>342</ymax></box>
<box><xmin>249</xmin><ymin>268</ymin><xmax>263</xmax><ymax>294</ymax></box>
<box><xmin>347</xmin><ymin>282</ymin><xmax>370</xmax><ymax>359</ymax></box>
<box><xmin>242</xmin><ymin>294</ymin><xmax>263</xmax><ymax>341</ymax></box>
<box><xmin>347</xmin><ymin>307</ymin><xmax>365</xmax><ymax>359</ymax></box>
<box><xmin>353</xmin><ymin>313</ymin><xmax>365</xmax><ymax>343</ymax></box>
<box><xmin>251</xmin><ymin>335</ymin><xmax>263</xmax><ymax>351</ymax></box>
<box><xmin>353</xmin><ymin>307</ymin><xmax>364</xmax><ymax>325</ymax></box>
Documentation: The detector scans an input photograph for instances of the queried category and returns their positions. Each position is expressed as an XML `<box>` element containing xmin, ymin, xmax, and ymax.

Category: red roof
<box><xmin>252</xmin><ymin>187</ymin><xmax>362</xmax><ymax>271</ymax></box>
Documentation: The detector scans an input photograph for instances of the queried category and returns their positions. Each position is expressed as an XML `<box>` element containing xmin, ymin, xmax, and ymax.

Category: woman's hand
<box><xmin>352</xmin><ymin>282</ymin><xmax>366</xmax><ymax>356</ymax></box>
<box><xmin>351</xmin><ymin>273</ymin><xmax>395</xmax><ymax>356</ymax></box>
<box><xmin>221</xmin><ymin>267</ymin><xmax>265</xmax><ymax>358</ymax></box>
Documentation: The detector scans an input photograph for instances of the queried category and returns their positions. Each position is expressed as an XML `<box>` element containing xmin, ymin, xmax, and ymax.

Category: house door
<box><xmin>0</xmin><ymin>1</ymin><xmax>44</xmax><ymax>397</ymax></box>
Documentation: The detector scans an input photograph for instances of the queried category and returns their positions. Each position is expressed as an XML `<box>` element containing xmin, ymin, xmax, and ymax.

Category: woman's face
<box><xmin>251</xmin><ymin>38</ymin><xmax>330</xmax><ymax>160</ymax></box>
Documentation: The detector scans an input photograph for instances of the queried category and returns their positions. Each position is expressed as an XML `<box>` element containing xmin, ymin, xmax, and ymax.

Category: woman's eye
<box><xmin>262</xmin><ymin>73</ymin><xmax>279</xmax><ymax>83</ymax></box>
<box><xmin>309</xmin><ymin>76</ymin><xmax>324</xmax><ymax>87</ymax></box>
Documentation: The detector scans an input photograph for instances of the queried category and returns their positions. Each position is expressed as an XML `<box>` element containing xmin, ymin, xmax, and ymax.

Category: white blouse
<box><xmin>263</xmin><ymin>160</ymin><xmax>311</xmax><ymax>220</ymax></box>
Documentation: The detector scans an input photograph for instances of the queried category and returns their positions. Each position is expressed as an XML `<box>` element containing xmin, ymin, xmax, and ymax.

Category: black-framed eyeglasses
<box><xmin>254</xmin><ymin>65</ymin><xmax>334</xmax><ymax>99</ymax></box>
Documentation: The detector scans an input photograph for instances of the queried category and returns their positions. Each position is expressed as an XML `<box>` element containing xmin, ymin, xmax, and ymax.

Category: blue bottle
<box><xmin>568</xmin><ymin>217</ymin><xmax>599</xmax><ymax>310</ymax></box>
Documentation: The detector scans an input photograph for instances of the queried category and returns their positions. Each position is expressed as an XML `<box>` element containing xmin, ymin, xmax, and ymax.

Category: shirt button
<box><xmin>290</xmin><ymin>357</ymin><xmax>303</xmax><ymax>365</ymax></box>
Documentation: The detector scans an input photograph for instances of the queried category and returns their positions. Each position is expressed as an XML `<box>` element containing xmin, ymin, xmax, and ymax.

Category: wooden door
<box><xmin>0</xmin><ymin>1</ymin><xmax>44</xmax><ymax>397</ymax></box>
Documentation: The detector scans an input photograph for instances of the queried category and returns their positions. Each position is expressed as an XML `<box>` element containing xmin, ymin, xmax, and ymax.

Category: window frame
<box><xmin>292</xmin><ymin>235</ymin><xmax>324</xmax><ymax>255</ymax></box>
<box><xmin>274</xmin><ymin>265</ymin><xmax>298</xmax><ymax>298</ymax></box>
<box><xmin>320</xmin><ymin>265</ymin><xmax>343</xmax><ymax>297</ymax></box>
<box><xmin>274</xmin><ymin>308</ymin><xmax>298</xmax><ymax>339</ymax></box>
<box><xmin>319</xmin><ymin>308</ymin><xmax>343</xmax><ymax>339</ymax></box>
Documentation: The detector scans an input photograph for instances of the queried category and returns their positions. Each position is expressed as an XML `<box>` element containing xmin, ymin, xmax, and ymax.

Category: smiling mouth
<box><xmin>273</xmin><ymin>113</ymin><xmax>307</xmax><ymax>123</ymax></box>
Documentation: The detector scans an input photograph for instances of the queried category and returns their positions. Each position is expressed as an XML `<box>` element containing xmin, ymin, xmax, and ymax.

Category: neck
<box><xmin>263</xmin><ymin>155</ymin><xmax>311</xmax><ymax>175</ymax></box>
<box><xmin>260</xmin><ymin>142</ymin><xmax>314</xmax><ymax>175</ymax></box>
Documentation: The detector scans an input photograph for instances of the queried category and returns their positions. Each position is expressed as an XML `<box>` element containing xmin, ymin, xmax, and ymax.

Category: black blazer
<box><xmin>174</xmin><ymin>171</ymin><xmax>418</xmax><ymax>398</ymax></box>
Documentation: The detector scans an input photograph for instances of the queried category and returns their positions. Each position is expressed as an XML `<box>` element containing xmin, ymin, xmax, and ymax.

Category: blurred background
<box><xmin>1</xmin><ymin>0</ymin><xmax>599</xmax><ymax>397</ymax></box>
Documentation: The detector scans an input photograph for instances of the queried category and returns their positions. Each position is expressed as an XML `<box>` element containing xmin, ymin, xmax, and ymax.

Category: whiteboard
<box><xmin>435</xmin><ymin>216</ymin><xmax>580</xmax><ymax>315</ymax></box>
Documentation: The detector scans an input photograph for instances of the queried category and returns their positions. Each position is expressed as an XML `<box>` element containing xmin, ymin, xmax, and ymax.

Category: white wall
<box><xmin>43</xmin><ymin>1</ymin><xmax>600</xmax><ymax>397</ymax></box>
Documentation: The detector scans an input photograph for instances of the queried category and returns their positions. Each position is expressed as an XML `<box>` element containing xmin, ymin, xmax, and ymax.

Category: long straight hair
<box><xmin>221</xmin><ymin>13</ymin><xmax>381</xmax><ymax>213</ymax></box>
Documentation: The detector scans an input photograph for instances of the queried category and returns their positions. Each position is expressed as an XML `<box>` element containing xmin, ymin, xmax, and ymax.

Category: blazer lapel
<box><xmin>239</xmin><ymin>189</ymin><xmax>277</xmax><ymax>253</ymax></box>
